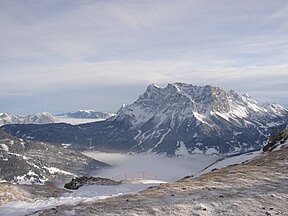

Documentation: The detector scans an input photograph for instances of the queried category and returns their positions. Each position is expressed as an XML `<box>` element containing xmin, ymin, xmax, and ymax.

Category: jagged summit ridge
<box><xmin>114</xmin><ymin>83</ymin><xmax>286</xmax><ymax>127</ymax></box>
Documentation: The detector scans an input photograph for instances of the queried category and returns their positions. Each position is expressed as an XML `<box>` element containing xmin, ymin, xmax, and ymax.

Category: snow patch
<box><xmin>44</xmin><ymin>167</ymin><xmax>75</xmax><ymax>176</ymax></box>
<box><xmin>61</xmin><ymin>144</ymin><xmax>71</xmax><ymax>149</ymax></box>
<box><xmin>192</xmin><ymin>147</ymin><xmax>204</xmax><ymax>154</ymax></box>
<box><xmin>0</xmin><ymin>144</ymin><xmax>9</xmax><ymax>151</ymax></box>
<box><xmin>15</xmin><ymin>171</ymin><xmax>44</xmax><ymax>184</ymax></box>
<box><xmin>175</xmin><ymin>141</ymin><xmax>190</xmax><ymax>156</ymax></box>
<box><xmin>153</xmin><ymin>129</ymin><xmax>171</xmax><ymax>149</ymax></box>
<box><xmin>193</xmin><ymin>112</ymin><xmax>209</xmax><ymax>124</ymax></box>
<box><xmin>205</xmin><ymin>147</ymin><xmax>218</xmax><ymax>154</ymax></box>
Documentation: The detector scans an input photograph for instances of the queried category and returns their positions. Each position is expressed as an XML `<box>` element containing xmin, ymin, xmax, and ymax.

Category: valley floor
<box><xmin>34</xmin><ymin>147</ymin><xmax>288</xmax><ymax>216</ymax></box>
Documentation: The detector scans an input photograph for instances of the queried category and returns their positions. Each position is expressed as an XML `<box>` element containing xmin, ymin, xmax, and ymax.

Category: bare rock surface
<box><xmin>64</xmin><ymin>176</ymin><xmax>121</xmax><ymax>190</ymax></box>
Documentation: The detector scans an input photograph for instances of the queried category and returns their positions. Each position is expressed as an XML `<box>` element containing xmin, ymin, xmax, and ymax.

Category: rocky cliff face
<box><xmin>2</xmin><ymin>83</ymin><xmax>287</xmax><ymax>155</ymax></box>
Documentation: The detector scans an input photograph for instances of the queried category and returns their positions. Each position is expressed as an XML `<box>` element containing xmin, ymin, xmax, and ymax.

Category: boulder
<box><xmin>64</xmin><ymin>176</ymin><xmax>121</xmax><ymax>190</ymax></box>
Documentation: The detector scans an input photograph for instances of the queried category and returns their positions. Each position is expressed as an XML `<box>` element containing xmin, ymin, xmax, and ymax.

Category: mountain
<box><xmin>2</xmin><ymin>83</ymin><xmax>288</xmax><ymax>155</ymax></box>
<box><xmin>55</xmin><ymin>110</ymin><xmax>116</xmax><ymax>119</ymax></box>
<box><xmin>0</xmin><ymin>112</ymin><xmax>55</xmax><ymax>126</ymax></box>
<box><xmin>0</xmin><ymin>129</ymin><xmax>109</xmax><ymax>184</ymax></box>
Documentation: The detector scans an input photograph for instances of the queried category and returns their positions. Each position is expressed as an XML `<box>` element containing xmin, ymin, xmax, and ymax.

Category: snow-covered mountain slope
<box><xmin>31</xmin><ymin>141</ymin><xmax>288</xmax><ymax>216</ymax></box>
<box><xmin>0</xmin><ymin>129</ymin><xmax>109</xmax><ymax>184</ymax></box>
<box><xmin>0</xmin><ymin>112</ymin><xmax>55</xmax><ymax>126</ymax></box>
<box><xmin>2</xmin><ymin>83</ymin><xmax>288</xmax><ymax>155</ymax></box>
<box><xmin>109</xmin><ymin>83</ymin><xmax>287</xmax><ymax>154</ymax></box>
<box><xmin>55</xmin><ymin>110</ymin><xmax>116</xmax><ymax>119</ymax></box>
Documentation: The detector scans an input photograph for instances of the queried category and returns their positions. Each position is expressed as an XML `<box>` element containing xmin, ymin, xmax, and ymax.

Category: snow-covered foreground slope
<box><xmin>0</xmin><ymin>182</ymin><xmax>162</xmax><ymax>216</ymax></box>
<box><xmin>34</xmin><ymin>145</ymin><xmax>288</xmax><ymax>215</ymax></box>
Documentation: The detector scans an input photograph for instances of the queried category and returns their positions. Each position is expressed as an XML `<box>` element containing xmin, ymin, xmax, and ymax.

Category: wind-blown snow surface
<box><xmin>82</xmin><ymin>151</ymin><xmax>220</xmax><ymax>182</ymax></box>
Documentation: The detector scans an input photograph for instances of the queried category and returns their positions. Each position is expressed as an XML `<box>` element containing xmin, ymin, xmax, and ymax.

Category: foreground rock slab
<box><xmin>64</xmin><ymin>176</ymin><xmax>121</xmax><ymax>190</ymax></box>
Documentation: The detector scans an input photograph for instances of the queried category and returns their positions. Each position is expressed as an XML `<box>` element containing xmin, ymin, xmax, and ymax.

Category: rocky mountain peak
<box><xmin>111</xmin><ymin>83</ymin><xmax>287</xmax><ymax>154</ymax></box>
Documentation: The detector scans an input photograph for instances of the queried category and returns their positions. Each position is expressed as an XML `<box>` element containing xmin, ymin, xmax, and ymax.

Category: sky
<box><xmin>0</xmin><ymin>0</ymin><xmax>287</xmax><ymax>115</ymax></box>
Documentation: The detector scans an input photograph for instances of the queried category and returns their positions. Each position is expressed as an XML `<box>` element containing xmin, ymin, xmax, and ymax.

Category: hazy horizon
<box><xmin>1</xmin><ymin>82</ymin><xmax>288</xmax><ymax>116</ymax></box>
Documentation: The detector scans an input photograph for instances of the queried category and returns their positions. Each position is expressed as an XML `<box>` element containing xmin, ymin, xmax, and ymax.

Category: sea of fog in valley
<box><xmin>0</xmin><ymin>151</ymin><xmax>221</xmax><ymax>216</ymax></box>
<box><xmin>82</xmin><ymin>151</ymin><xmax>221</xmax><ymax>182</ymax></box>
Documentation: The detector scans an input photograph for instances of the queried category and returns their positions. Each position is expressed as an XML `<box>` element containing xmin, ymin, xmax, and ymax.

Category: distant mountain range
<box><xmin>0</xmin><ymin>112</ymin><xmax>55</xmax><ymax>126</ymax></box>
<box><xmin>55</xmin><ymin>110</ymin><xmax>116</xmax><ymax>119</ymax></box>
<box><xmin>2</xmin><ymin>83</ymin><xmax>288</xmax><ymax>155</ymax></box>
<box><xmin>0</xmin><ymin>110</ymin><xmax>116</xmax><ymax>126</ymax></box>
<box><xmin>0</xmin><ymin>129</ymin><xmax>109</xmax><ymax>184</ymax></box>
